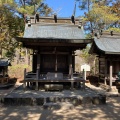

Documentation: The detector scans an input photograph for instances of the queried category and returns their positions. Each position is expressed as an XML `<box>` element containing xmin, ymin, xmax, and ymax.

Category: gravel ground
<box><xmin>0</xmin><ymin>97</ymin><xmax>120</xmax><ymax>120</ymax></box>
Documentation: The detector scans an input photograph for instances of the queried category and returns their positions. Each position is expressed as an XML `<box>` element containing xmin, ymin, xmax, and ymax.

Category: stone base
<box><xmin>0</xmin><ymin>95</ymin><xmax>106</xmax><ymax>106</ymax></box>
<box><xmin>44</xmin><ymin>84</ymin><xmax>63</xmax><ymax>91</ymax></box>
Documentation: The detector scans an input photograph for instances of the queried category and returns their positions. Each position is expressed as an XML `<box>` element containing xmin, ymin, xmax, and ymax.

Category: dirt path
<box><xmin>0</xmin><ymin>97</ymin><xmax>120</xmax><ymax>120</ymax></box>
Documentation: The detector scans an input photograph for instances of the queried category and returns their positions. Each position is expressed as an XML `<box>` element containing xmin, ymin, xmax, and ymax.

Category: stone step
<box><xmin>43</xmin><ymin>102</ymin><xmax>74</xmax><ymax>110</ymax></box>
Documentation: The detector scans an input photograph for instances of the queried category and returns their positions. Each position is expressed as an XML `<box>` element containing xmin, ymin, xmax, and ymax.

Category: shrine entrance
<box><xmin>40</xmin><ymin>54</ymin><xmax>69</xmax><ymax>73</ymax></box>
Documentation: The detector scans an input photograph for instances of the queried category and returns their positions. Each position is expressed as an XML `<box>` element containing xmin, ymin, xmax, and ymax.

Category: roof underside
<box><xmin>90</xmin><ymin>35</ymin><xmax>120</xmax><ymax>55</ymax></box>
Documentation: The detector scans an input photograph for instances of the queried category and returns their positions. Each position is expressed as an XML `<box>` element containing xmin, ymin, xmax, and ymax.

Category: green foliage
<box><xmin>0</xmin><ymin>0</ymin><xmax>52</xmax><ymax>61</ymax></box>
<box><xmin>15</xmin><ymin>0</ymin><xmax>52</xmax><ymax>16</ymax></box>
<box><xmin>84</xmin><ymin>3</ymin><xmax>119</xmax><ymax>30</ymax></box>
<box><xmin>8</xmin><ymin>64</ymin><xmax>31</xmax><ymax>78</ymax></box>
<box><xmin>0</xmin><ymin>6</ymin><xmax>24</xmax><ymax>60</ymax></box>
<box><xmin>79</xmin><ymin>0</ymin><xmax>119</xmax><ymax>31</ymax></box>
<box><xmin>85</xmin><ymin>33</ymin><xmax>93</xmax><ymax>39</ymax></box>
<box><xmin>81</xmin><ymin>46</ymin><xmax>91</xmax><ymax>63</ymax></box>
<box><xmin>106</xmin><ymin>28</ymin><xmax>120</xmax><ymax>32</ymax></box>
<box><xmin>111</xmin><ymin>1</ymin><xmax>120</xmax><ymax>18</ymax></box>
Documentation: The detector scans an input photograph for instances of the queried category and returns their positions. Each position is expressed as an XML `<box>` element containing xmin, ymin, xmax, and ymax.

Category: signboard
<box><xmin>81</xmin><ymin>64</ymin><xmax>90</xmax><ymax>71</ymax></box>
<box><xmin>81</xmin><ymin>64</ymin><xmax>90</xmax><ymax>80</ymax></box>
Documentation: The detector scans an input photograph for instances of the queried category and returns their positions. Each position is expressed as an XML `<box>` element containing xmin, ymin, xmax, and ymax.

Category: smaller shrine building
<box><xmin>89</xmin><ymin>31</ymin><xmax>120</xmax><ymax>88</ymax></box>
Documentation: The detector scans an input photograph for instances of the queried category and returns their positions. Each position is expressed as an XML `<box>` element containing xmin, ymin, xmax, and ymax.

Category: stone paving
<box><xmin>0</xmin><ymin>82</ymin><xmax>119</xmax><ymax>106</ymax></box>
<box><xmin>0</xmin><ymin>82</ymin><xmax>119</xmax><ymax>98</ymax></box>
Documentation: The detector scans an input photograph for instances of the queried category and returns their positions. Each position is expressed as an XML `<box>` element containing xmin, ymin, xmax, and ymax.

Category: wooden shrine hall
<box><xmin>16</xmin><ymin>15</ymin><xmax>92</xmax><ymax>90</ymax></box>
<box><xmin>89</xmin><ymin>31</ymin><xmax>120</xmax><ymax>90</ymax></box>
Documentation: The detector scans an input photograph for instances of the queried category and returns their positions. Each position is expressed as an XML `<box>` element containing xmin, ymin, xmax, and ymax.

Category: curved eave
<box><xmin>89</xmin><ymin>37</ymin><xmax>120</xmax><ymax>55</ymax></box>
<box><xmin>89</xmin><ymin>41</ymin><xmax>105</xmax><ymax>55</ymax></box>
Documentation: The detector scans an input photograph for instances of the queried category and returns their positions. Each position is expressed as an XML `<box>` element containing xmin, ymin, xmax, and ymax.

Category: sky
<box><xmin>45</xmin><ymin>0</ymin><xmax>85</xmax><ymax>17</ymax></box>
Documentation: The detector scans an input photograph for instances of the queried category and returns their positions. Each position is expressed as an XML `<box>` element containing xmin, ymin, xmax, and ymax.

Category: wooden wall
<box><xmin>99</xmin><ymin>56</ymin><xmax>120</xmax><ymax>77</ymax></box>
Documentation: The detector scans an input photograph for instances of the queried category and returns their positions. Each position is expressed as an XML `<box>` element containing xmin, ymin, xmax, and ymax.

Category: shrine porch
<box><xmin>23</xmin><ymin>72</ymin><xmax>85</xmax><ymax>91</ymax></box>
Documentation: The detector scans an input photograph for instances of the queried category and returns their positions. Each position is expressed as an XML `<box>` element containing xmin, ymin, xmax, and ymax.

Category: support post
<box><xmin>24</xmin><ymin>68</ymin><xmax>26</xmax><ymax>80</ymax></box>
<box><xmin>69</xmin><ymin>53</ymin><xmax>73</xmax><ymax>78</ymax></box>
<box><xmin>104</xmin><ymin>59</ymin><xmax>107</xmax><ymax>85</ymax></box>
<box><xmin>110</xmin><ymin>61</ymin><xmax>113</xmax><ymax>91</ymax></box>
<box><xmin>83</xmin><ymin>80</ymin><xmax>85</xmax><ymax>90</ymax></box>
<box><xmin>72</xmin><ymin>54</ymin><xmax>75</xmax><ymax>72</ymax></box>
<box><xmin>82</xmin><ymin>69</ymin><xmax>86</xmax><ymax>90</ymax></box>
<box><xmin>84</xmin><ymin>70</ymin><xmax>86</xmax><ymax>80</ymax></box>
<box><xmin>36</xmin><ymin>81</ymin><xmax>38</xmax><ymax>90</ymax></box>
<box><xmin>55</xmin><ymin>54</ymin><xmax>57</xmax><ymax>72</ymax></box>
<box><xmin>36</xmin><ymin>69</ymin><xmax>39</xmax><ymax>90</ymax></box>
<box><xmin>71</xmin><ymin>81</ymin><xmax>74</xmax><ymax>90</ymax></box>
<box><xmin>23</xmin><ymin>82</ymin><xmax>26</xmax><ymax>91</ymax></box>
<box><xmin>69</xmin><ymin>64</ymin><xmax>73</xmax><ymax>78</ymax></box>
<box><xmin>82</xmin><ymin>69</ymin><xmax>85</xmax><ymax>80</ymax></box>
<box><xmin>36</xmin><ymin>69</ymin><xmax>39</xmax><ymax>80</ymax></box>
<box><xmin>37</xmin><ymin>54</ymin><xmax>40</xmax><ymax>75</ymax></box>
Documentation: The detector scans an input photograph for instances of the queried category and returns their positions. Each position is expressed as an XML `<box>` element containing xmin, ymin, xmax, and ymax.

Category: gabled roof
<box><xmin>89</xmin><ymin>32</ymin><xmax>120</xmax><ymax>55</ymax></box>
<box><xmin>23</xmin><ymin>24</ymin><xmax>86</xmax><ymax>40</ymax></box>
<box><xmin>16</xmin><ymin>16</ymin><xmax>93</xmax><ymax>49</ymax></box>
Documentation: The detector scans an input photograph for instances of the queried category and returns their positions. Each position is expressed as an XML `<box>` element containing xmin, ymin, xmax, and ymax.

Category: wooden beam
<box><xmin>23</xmin><ymin>42</ymin><xmax>87</xmax><ymax>47</ymax></box>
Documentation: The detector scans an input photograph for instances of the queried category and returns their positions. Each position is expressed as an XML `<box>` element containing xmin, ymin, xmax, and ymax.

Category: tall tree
<box><xmin>84</xmin><ymin>3</ymin><xmax>119</xmax><ymax>30</ymax></box>
<box><xmin>0</xmin><ymin>5</ymin><xmax>24</xmax><ymax>59</ymax></box>
<box><xmin>78</xmin><ymin>0</ymin><xmax>119</xmax><ymax>31</ymax></box>
<box><xmin>15</xmin><ymin>0</ymin><xmax>52</xmax><ymax>16</ymax></box>
<box><xmin>14</xmin><ymin>0</ymin><xmax>52</xmax><ymax>65</ymax></box>
<box><xmin>0</xmin><ymin>0</ymin><xmax>52</xmax><ymax>61</ymax></box>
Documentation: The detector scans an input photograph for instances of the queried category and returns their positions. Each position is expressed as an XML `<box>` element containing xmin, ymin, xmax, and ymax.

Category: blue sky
<box><xmin>45</xmin><ymin>0</ymin><xmax>85</xmax><ymax>17</ymax></box>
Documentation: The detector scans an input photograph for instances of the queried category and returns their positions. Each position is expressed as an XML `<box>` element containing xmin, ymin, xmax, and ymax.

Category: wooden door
<box><xmin>40</xmin><ymin>54</ymin><xmax>69</xmax><ymax>73</ymax></box>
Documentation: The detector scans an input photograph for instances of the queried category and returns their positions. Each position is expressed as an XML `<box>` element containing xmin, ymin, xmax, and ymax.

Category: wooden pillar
<box><xmin>72</xmin><ymin>55</ymin><xmax>75</xmax><ymax>72</ymax></box>
<box><xmin>36</xmin><ymin>69</ymin><xmax>39</xmax><ymax>80</ymax></box>
<box><xmin>32</xmin><ymin>55</ymin><xmax>37</xmax><ymax>73</ymax></box>
<box><xmin>23</xmin><ymin>68</ymin><xmax>26</xmax><ymax>91</ymax></box>
<box><xmin>104</xmin><ymin>59</ymin><xmax>107</xmax><ymax>85</ymax></box>
<box><xmin>71</xmin><ymin>81</ymin><xmax>74</xmax><ymax>90</ymax></box>
<box><xmin>109</xmin><ymin>61</ymin><xmax>113</xmax><ymax>90</ymax></box>
<box><xmin>32</xmin><ymin>54</ymin><xmax>34</xmax><ymax>72</ymax></box>
<box><xmin>24</xmin><ymin>68</ymin><xmax>26</xmax><ymax>80</ymax></box>
<box><xmin>82</xmin><ymin>69</ymin><xmax>86</xmax><ymax>80</ymax></box>
<box><xmin>82</xmin><ymin>69</ymin><xmax>85</xmax><ymax>79</ymax></box>
<box><xmin>69</xmin><ymin>54</ymin><xmax>72</xmax><ymax>65</ymax></box>
<box><xmin>55</xmin><ymin>54</ymin><xmax>57</xmax><ymax>72</ymax></box>
<box><xmin>69</xmin><ymin>54</ymin><xmax>72</xmax><ymax>77</ymax></box>
<box><xmin>98</xmin><ymin>58</ymin><xmax>100</xmax><ymax>83</ymax></box>
<box><xmin>37</xmin><ymin>54</ymin><xmax>40</xmax><ymax>77</ymax></box>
